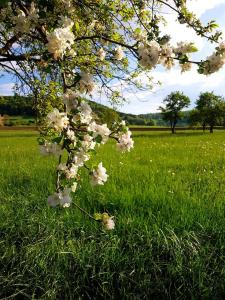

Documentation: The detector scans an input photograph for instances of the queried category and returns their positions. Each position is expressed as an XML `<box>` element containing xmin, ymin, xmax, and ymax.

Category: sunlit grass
<box><xmin>1</xmin><ymin>130</ymin><xmax>225</xmax><ymax>299</ymax></box>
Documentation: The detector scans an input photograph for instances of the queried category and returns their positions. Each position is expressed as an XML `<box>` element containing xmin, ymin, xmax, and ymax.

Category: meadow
<box><xmin>1</xmin><ymin>130</ymin><xmax>225</xmax><ymax>299</ymax></box>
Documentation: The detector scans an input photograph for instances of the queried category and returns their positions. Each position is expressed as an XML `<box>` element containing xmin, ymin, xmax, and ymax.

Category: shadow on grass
<box><xmin>133</xmin><ymin>131</ymin><xmax>210</xmax><ymax>139</ymax></box>
<box><xmin>0</xmin><ymin>132</ymin><xmax>37</xmax><ymax>138</ymax></box>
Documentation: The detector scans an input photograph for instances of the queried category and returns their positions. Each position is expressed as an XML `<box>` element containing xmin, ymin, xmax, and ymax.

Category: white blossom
<box><xmin>138</xmin><ymin>41</ymin><xmax>160</xmax><ymax>69</ymax></box>
<box><xmin>13</xmin><ymin>10</ymin><xmax>30</xmax><ymax>33</ymax></box>
<box><xmin>203</xmin><ymin>52</ymin><xmax>225</xmax><ymax>75</ymax></box>
<box><xmin>48</xmin><ymin>193</ymin><xmax>60</xmax><ymax>207</ymax></box>
<box><xmin>58</xmin><ymin>163</ymin><xmax>78</xmax><ymax>179</ymax></box>
<box><xmin>13</xmin><ymin>3</ymin><xmax>38</xmax><ymax>33</ymax></box>
<box><xmin>91</xmin><ymin>162</ymin><xmax>108</xmax><ymax>185</ymax></box>
<box><xmin>78</xmin><ymin>101</ymin><xmax>93</xmax><ymax>124</ymax></box>
<box><xmin>73</xmin><ymin>149</ymin><xmax>90</xmax><ymax>167</ymax></box>
<box><xmin>218</xmin><ymin>41</ymin><xmax>225</xmax><ymax>52</ymax></box>
<box><xmin>115</xmin><ymin>46</ymin><xmax>124</xmax><ymax>60</ymax></box>
<box><xmin>82</xmin><ymin>134</ymin><xmax>96</xmax><ymax>150</ymax></box>
<box><xmin>98</xmin><ymin>47</ymin><xmax>106</xmax><ymax>61</ymax></box>
<box><xmin>60</xmin><ymin>16</ymin><xmax>74</xmax><ymax>29</ymax></box>
<box><xmin>66</xmin><ymin>129</ymin><xmax>76</xmax><ymax>142</ymax></box>
<box><xmin>103</xmin><ymin>217</ymin><xmax>115</xmax><ymax>230</ymax></box>
<box><xmin>71</xmin><ymin>182</ymin><xmax>78</xmax><ymax>193</ymax></box>
<box><xmin>159</xmin><ymin>45</ymin><xmax>174</xmax><ymax>69</ymax></box>
<box><xmin>46</xmin><ymin>20</ymin><xmax>74</xmax><ymax>58</ymax></box>
<box><xmin>57</xmin><ymin>163</ymin><xmax>68</xmax><ymax>171</ymax></box>
<box><xmin>40</xmin><ymin>142</ymin><xmax>63</xmax><ymax>156</ymax></box>
<box><xmin>88</xmin><ymin>122</ymin><xmax>111</xmax><ymax>144</ymax></box>
<box><xmin>117</xmin><ymin>130</ymin><xmax>134</xmax><ymax>152</ymax></box>
<box><xmin>65</xmin><ymin>164</ymin><xmax>78</xmax><ymax>179</ymax></box>
<box><xmin>63</xmin><ymin>90</ymin><xmax>79</xmax><ymax>112</ymax></box>
<box><xmin>58</xmin><ymin>188</ymin><xmax>72</xmax><ymax>208</ymax></box>
<box><xmin>181</xmin><ymin>62</ymin><xmax>192</xmax><ymax>73</ymax></box>
<box><xmin>133</xmin><ymin>30</ymin><xmax>147</xmax><ymax>42</ymax></box>
<box><xmin>46</xmin><ymin>108</ymin><xmax>69</xmax><ymax>132</ymax></box>
<box><xmin>78</xmin><ymin>73</ymin><xmax>96</xmax><ymax>94</ymax></box>
<box><xmin>173</xmin><ymin>41</ymin><xmax>196</xmax><ymax>54</ymax></box>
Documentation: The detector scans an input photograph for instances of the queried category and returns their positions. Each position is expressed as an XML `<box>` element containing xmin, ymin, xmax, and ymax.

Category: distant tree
<box><xmin>159</xmin><ymin>91</ymin><xmax>190</xmax><ymax>133</ymax></box>
<box><xmin>0</xmin><ymin>94</ymin><xmax>35</xmax><ymax>116</ymax></box>
<box><xmin>195</xmin><ymin>92</ymin><xmax>225</xmax><ymax>133</ymax></box>
<box><xmin>95</xmin><ymin>108</ymin><xmax>120</xmax><ymax>127</ymax></box>
<box><xmin>125</xmin><ymin>116</ymin><xmax>145</xmax><ymax>126</ymax></box>
<box><xmin>146</xmin><ymin>119</ymin><xmax>155</xmax><ymax>126</ymax></box>
<box><xmin>189</xmin><ymin>109</ymin><xmax>205</xmax><ymax>130</ymax></box>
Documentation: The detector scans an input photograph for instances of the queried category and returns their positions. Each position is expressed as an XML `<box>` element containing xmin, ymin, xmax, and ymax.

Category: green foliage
<box><xmin>35</xmin><ymin>81</ymin><xmax>63</xmax><ymax>120</ymax></box>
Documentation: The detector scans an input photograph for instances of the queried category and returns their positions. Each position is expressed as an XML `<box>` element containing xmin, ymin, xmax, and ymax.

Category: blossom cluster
<box><xmin>12</xmin><ymin>2</ymin><xmax>39</xmax><ymax>33</ymax></box>
<box><xmin>137</xmin><ymin>40</ymin><xmax>197</xmax><ymax>72</ymax></box>
<box><xmin>137</xmin><ymin>37</ymin><xmax>225</xmax><ymax>75</ymax></box>
<box><xmin>46</xmin><ymin>17</ymin><xmax>75</xmax><ymax>58</ymax></box>
<box><xmin>202</xmin><ymin>42</ymin><xmax>225</xmax><ymax>75</ymax></box>
<box><xmin>40</xmin><ymin>81</ymin><xmax>134</xmax><ymax>230</ymax></box>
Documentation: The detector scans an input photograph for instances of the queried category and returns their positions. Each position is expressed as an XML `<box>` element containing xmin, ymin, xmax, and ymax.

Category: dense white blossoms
<box><xmin>78</xmin><ymin>73</ymin><xmax>96</xmax><ymax>94</ymax></box>
<box><xmin>115</xmin><ymin>46</ymin><xmax>124</xmax><ymax>60</ymax></box>
<box><xmin>73</xmin><ymin>149</ymin><xmax>90</xmax><ymax>167</ymax></box>
<box><xmin>63</xmin><ymin>90</ymin><xmax>79</xmax><ymax>112</ymax></box>
<box><xmin>117</xmin><ymin>130</ymin><xmax>134</xmax><ymax>152</ymax></box>
<box><xmin>66</xmin><ymin>129</ymin><xmax>76</xmax><ymax>142</ymax></box>
<box><xmin>46</xmin><ymin>108</ymin><xmax>69</xmax><ymax>132</ymax></box>
<box><xmin>82</xmin><ymin>134</ymin><xmax>96</xmax><ymax>150</ymax></box>
<box><xmin>77</xmin><ymin>102</ymin><xmax>93</xmax><ymax>124</ymax></box>
<box><xmin>13</xmin><ymin>3</ymin><xmax>38</xmax><ymax>33</ymax></box>
<box><xmin>137</xmin><ymin>40</ymin><xmax>198</xmax><ymax>71</ymax></box>
<box><xmin>91</xmin><ymin>162</ymin><xmax>108</xmax><ymax>185</ymax></box>
<box><xmin>88</xmin><ymin>122</ymin><xmax>111</xmax><ymax>144</ymax></box>
<box><xmin>58</xmin><ymin>163</ymin><xmax>78</xmax><ymax>179</ymax></box>
<box><xmin>138</xmin><ymin>41</ymin><xmax>160</xmax><ymax>69</ymax></box>
<box><xmin>181</xmin><ymin>62</ymin><xmax>192</xmax><ymax>73</ymax></box>
<box><xmin>46</xmin><ymin>18</ymin><xmax>74</xmax><ymax>58</ymax></box>
<box><xmin>133</xmin><ymin>30</ymin><xmax>147</xmax><ymax>42</ymax></box>
<box><xmin>199</xmin><ymin>41</ymin><xmax>225</xmax><ymax>75</ymax></box>
<box><xmin>218</xmin><ymin>41</ymin><xmax>225</xmax><ymax>52</ymax></box>
<box><xmin>159</xmin><ymin>45</ymin><xmax>174</xmax><ymax>70</ymax></box>
<box><xmin>173</xmin><ymin>42</ymin><xmax>197</xmax><ymax>54</ymax></box>
<box><xmin>48</xmin><ymin>188</ymin><xmax>72</xmax><ymax>208</ymax></box>
<box><xmin>203</xmin><ymin>52</ymin><xmax>225</xmax><ymax>75</ymax></box>
<box><xmin>98</xmin><ymin>48</ymin><xmax>106</xmax><ymax>61</ymax></box>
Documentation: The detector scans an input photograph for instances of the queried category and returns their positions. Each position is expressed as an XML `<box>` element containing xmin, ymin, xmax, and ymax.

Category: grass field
<box><xmin>1</xmin><ymin>130</ymin><xmax>225</xmax><ymax>299</ymax></box>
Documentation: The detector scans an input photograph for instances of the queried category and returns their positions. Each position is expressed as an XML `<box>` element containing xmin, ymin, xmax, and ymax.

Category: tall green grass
<box><xmin>1</xmin><ymin>131</ymin><xmax>225</xmax><ymax>299</ymax></box>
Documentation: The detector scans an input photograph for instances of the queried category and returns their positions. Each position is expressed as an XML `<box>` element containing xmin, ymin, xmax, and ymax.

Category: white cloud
<box><xmin>151</xmin><ymin>66</ymin><xmax>225</xmax><ymax>89</ymax></box>
<box><xmin>187</xmin><ymin>0</ymin><xmax>225</xmax><ymax>17</ymax></box>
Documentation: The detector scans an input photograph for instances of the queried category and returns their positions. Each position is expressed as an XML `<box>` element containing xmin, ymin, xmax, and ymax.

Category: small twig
<box><xmin>73</xmin><ymin>201</ymin><xmax>98</xmax><ymax>221</ymax></box>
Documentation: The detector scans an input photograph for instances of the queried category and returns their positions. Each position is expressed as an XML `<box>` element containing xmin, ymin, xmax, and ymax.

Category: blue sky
<box><xmin>1</xmin><ymin>0</ymin><xmax>225</xmax><ymax>114</ymax></box>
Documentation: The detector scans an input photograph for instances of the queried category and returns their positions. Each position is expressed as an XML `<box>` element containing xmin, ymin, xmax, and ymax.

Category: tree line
<box><xmin>1</xmin><ymin>92</ymin><xmax>225</xmax><ymax>131</ymax></box>
<box><xmin>159</xmin><ymin>91</ymin><xmax>225</xmax><ymax>133</ymax></box>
